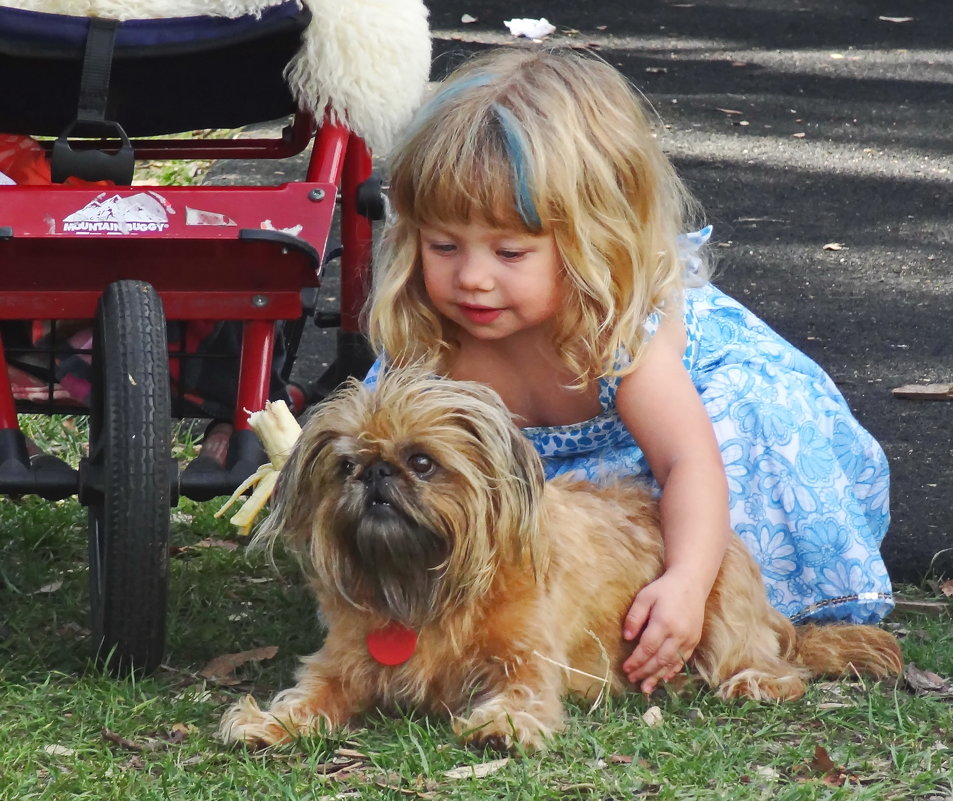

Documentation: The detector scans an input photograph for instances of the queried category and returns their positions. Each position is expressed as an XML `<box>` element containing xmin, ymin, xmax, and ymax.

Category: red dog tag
<box><xmin>366</xmin><ymin>622</ymin><xmax>418</xmax><ymax>666</ymax></box>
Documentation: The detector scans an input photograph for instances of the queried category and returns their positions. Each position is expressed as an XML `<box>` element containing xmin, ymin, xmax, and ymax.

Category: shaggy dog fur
<box><xmin>220</xmin><ymin>370</ymin><xmax>902</xmax><ymax>751</ymax></box>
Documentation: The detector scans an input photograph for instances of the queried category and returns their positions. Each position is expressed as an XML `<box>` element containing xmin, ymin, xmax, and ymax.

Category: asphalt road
<box><xmin>208</xmin><ymin>0</ymin><xmax>952</xmax><ymax>583</ymax></box>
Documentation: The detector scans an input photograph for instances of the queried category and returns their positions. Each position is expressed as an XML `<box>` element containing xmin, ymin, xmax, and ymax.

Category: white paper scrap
<box><xmin>504</xmin><ymin>17</ymin><xmax>556</xmax><ymax>39</ymax></box>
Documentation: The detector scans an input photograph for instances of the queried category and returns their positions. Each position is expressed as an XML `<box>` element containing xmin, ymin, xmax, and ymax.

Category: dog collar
<box><xmin>366</xmin><ymin>622</ymin><xmax>418</xmax><ymax>666</ymax></box>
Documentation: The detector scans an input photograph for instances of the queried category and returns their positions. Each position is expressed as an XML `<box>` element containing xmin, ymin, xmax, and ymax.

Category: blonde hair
<box><xmin>367</xmin><ymin>47</ymin><xmax>705</xmax><ymax>383</ymax></box>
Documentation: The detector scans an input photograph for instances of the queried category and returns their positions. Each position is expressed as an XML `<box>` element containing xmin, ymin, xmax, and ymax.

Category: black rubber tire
<box><xmin>87</xmin><ymin>280</ymin><xmax>172</xmax><ymax>676</ymax></box>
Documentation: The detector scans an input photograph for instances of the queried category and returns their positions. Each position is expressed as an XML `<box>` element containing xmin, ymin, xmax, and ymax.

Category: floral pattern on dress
<box><xmin>520</xmin><ymin>278</ymin><xmax>893</xmax><ymax>624</ymax></box>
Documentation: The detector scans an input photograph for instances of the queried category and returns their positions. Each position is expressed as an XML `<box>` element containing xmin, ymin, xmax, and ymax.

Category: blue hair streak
<box><xmin>492</xmin><ymin>103</ymin><xmax>541</xmax><ymax>230</ymax></box>
<box><xmin>403</xmin><ymin>73</ymin><xmax>495</xmax><ymax>140</ymax></box>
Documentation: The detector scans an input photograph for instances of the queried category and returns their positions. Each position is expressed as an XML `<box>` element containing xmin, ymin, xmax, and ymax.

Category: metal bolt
<box><xmin>251</xmin><ymin>295</ymin><xmax>268</xmax><ymax>308</ymax></box>
<box><xmin>308</xmin><ymin>188</ymin><xmax>326</xmax><ymax>202</ymax></box>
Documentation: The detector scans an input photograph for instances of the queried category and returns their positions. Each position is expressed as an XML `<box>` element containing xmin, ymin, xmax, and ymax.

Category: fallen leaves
<box><xmin>789</xmin><ymin>744</ymin><xmax>889</xmax><ymax>787</ymax></box>
<box><xmin>199</xmin><ymin>645</ymin><xmax>279</xmax><ymax>685</ymax></box>
<box><xmin>101</xmin><ymin>723</ymin><xmax>196</xmax><ymax>753</ymax></box>
<box><xmin>903</xmin><ymin>663</ymin><xmax>953</xmax><ymax>700</ymax></box>
<box><xmin>442</xmin><ymin>757</ymin><xmax>509</xmax><ymax>779</ymax></box>
<box><xmin>891</xmin><ymin>384</ymin><xmax>953</xmax><ymax>402</ymax></box>
<box><xmin>804</xmin><ymin>744</ymin><xmax>860</xmax><ymax>786</ymax></box>
<box><xmin>290</xmin><ymin>750</ymin><xmax>512</xmax><ymax>798</ymax></box>
<box><xmin>170</xmin><ymin>536</ymin><xmax>239</xmax><ymax>559</ymax></box>
<box><xmin>32</xmin><ymin>580</ymin><xmax>63</xmax><ymax>595</ymax></box>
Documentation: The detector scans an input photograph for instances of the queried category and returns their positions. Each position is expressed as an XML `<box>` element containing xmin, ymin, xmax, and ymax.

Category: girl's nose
<box><xmin>455</xmin><ymin>254</ymin><xmax>494</xmax><ymax>291</ymax></box>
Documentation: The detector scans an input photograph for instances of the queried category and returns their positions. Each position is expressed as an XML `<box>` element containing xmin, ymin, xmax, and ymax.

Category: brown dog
<box><xmin>220</xmin><ymin>369</ymin><xmax>902</xmax><ymax>751</ymax></box>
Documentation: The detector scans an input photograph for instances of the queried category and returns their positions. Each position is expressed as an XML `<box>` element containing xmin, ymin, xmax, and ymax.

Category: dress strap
<box><xmin>677</xmin><ymin>225</ymin><xmax>713</xmax><ymax>278</ymax></box>
<box><xmin>363</xmin><ymin>355</ymin><xmax>385</xmax><ymax>386</ymax></box>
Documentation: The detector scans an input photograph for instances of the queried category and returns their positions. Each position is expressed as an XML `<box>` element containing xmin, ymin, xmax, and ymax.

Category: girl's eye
<box><xmin>427</xmin><ymin>242</ymin><xmax>456</xmax><ymax>254</ymax></box>
<box><xmin>407</xmin><ymin>453</ymin><xmax>436</xmax><ymax>477</ymax></box>
<box><xmin>498</xmin><ymin>249</ymin><xmax>525</xmax><ymax>261</ymax></box>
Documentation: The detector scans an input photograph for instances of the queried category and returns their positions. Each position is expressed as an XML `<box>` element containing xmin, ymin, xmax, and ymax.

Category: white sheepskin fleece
<box><xmin>4</xmin><ymin>0</ymin><xmax>432</xmax><ymax>154</ymax></box>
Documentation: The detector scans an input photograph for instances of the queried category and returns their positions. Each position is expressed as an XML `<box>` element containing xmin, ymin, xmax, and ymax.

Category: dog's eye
<box><xmin>407</xmin><ymin>453</ymin><xmax>436</xmax><ymax>477</ymax></box>
<box><xmin>340</xmin><ymin>459</ymin><xmax>358</xmax><ymax>477</ymax></box>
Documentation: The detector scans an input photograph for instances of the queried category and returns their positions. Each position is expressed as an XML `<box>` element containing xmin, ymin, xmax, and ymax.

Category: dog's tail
<box><xmin>792</xmin><ymin>623</ymin><xmax>903</xmax><ymax>679</ymax></box>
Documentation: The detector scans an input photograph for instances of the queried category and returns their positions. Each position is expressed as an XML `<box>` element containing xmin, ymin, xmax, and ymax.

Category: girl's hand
<box><xmin>620</xmin><ymin>571</ymin><xmax>707</xmax><ymax>693</ymax></box>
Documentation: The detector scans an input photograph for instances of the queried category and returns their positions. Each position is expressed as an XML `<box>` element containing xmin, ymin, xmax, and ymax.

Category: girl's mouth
<box><xmin>458</xmin><ymin>304</ymin><xmax>504</xmax><ymax>325</ymax></box>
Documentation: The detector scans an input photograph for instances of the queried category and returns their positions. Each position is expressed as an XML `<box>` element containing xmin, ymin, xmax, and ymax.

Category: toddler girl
<box><xmin>364</xmin><ymin>48</ymin><xmax>893</xmax><ymax>693</ymax></box>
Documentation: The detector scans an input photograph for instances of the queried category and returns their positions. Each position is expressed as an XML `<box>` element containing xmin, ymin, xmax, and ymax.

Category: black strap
<box><xmin>76</xmin><ymin>18</ymin><xmax>119</xmax><ymax>123</ymax></box>
<box><xmin>51</xmin><ymin>17</ymin><xmax>134</xmax><ymax>185</ymax></box>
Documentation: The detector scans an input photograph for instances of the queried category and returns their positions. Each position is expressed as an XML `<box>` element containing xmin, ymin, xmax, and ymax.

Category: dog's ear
<box><xmin>253</xmin><ymin>380</ymin><xmax>364</xmax><ymax>558</ymax></box>
<box><xmin>451</xmin><ymin>382</ymin><xmax>547</xmax><ymax>569</ymax></box>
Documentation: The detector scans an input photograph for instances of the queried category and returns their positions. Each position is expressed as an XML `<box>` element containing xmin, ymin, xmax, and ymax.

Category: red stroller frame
<box><xmin>0</xmin><ymin>2</ymin><xmax>380</xmax><ymax>674</ymax></box>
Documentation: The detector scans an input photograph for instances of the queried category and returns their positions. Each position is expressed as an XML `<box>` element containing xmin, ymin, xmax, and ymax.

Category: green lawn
<box><xmin>0</xmin><ymin>415</ymin><xmax>950</xmax><ymax>800</ymax></box>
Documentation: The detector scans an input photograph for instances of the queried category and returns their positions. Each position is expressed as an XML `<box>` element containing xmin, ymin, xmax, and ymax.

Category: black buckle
<box><xmin>51</xmin><ymin>118</ymin><xmax>134</xmax><ymax>185</ymax></box>
<box><xmin>50</xmin><ymin>17</ymin><xmax>134</xmax><ymax>185</ymax></box>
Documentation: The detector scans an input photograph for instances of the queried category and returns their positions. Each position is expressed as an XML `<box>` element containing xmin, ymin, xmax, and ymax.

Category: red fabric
<box><xmin>0</xmin><ymin>133</ymin><xmax>50</xmax><ymax>185</ymax></box>
<box><xmin>0</xmin><ymin>133</ymin><xmax>112</xmax><ymax>187</ymax></box>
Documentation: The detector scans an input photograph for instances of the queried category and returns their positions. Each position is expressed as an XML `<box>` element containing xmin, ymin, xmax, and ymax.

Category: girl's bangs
<box><xmin>395</xmin><ymin>115</ymin><xmax>543</xmax><ymax>232</ymax></box>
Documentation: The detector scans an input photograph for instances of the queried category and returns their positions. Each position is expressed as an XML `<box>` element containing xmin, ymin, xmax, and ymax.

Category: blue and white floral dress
<box><xmin>365</xmin><ymin>233</ymin><xmax>894</xmax><ymax>625</ymax></box>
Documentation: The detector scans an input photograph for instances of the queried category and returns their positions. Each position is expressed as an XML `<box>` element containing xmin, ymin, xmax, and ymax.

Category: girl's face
<box><xmin>419</xmin><ymin>221</ymin><xmax>564</xmax><ymax>344</ymax></box>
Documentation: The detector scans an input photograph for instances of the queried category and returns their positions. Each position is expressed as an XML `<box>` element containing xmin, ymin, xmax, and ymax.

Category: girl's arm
<box><xmin>615</xmin><ymin>308</ymin><xmax>732</xmax><ymax>693</ymax></box>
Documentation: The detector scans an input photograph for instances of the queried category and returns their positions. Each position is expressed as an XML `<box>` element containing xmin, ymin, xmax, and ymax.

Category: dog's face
<box><xmin>266</xmin><ymin>369</ymin><xmax>545</xmax><ymax>627</ymax></box>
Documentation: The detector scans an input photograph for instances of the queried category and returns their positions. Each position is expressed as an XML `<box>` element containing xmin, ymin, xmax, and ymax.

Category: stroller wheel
<box><xmin>86</xmin><ymin>280</ymin><xmax>172</xmax><ymax>676</ymax></box>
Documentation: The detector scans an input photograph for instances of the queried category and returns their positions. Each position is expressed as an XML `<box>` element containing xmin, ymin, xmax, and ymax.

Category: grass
<box><xmin>132</xmin><ymin>129</ymin><xmax>238</xmax><ymax>186</ymax></box>
<box><xmin>1</xmin><ymin>417</ymin><xmax>950</xmax><ymax>799</ymax></box>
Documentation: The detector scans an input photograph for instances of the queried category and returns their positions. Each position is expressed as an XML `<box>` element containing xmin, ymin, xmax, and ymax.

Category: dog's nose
<box><xmin>362</xmin><ymin>460</ymin><xmax>394</xmax><ymax>485</ymax></box>
<box><xmin>362</xmin><ymin>460</ymin><xmax>396</xmax><ymax>506</ymax></box>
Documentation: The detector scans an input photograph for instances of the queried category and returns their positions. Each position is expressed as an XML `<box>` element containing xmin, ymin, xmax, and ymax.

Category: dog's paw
<box><xmin>717</xmin><ymin>669</ymin><xmax>806</xmax><ymax>702</ymax></box>
<box><xmin>219</xmin><ymin>695</ymin><xmax>303</xmax><ymax>748</ymax></box>
<box><xmin>453</xmin><ymin>698</ymin><xmax>557</xmax><ymax>753</ymax></box>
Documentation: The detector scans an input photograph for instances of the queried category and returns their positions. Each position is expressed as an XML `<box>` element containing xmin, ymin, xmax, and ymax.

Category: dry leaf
<box><xmin>641</xmin><ymin>705</ymin><xmax>663</xmax><ymax>726</ymax></box>
<box><xmin>891</xmin><ymin>594</ymin><xmax>952</xmax><ymax>611</ymax></box>
<box><xmin>193</xmin><ymin>537</ymin><xmax>239</xmax><ymax>551</ymax></box>
<box><xmin>878</xmin><ymin>16</ymin><xmax>913</xmax><ymax>23</ymax></box>
<box><xmin>199</xmin><ymin>645</ymin><xmax>279</xmax><ymax>684</ymax></box>
<box><xmin>43</xmin><ymin>744</ymin><xmax>75</xmax><ymax>757</ymax></box>
<box><xmin>939</xmin><ymin>579</ymin><xmax>953</xmax><ymax>597</ymax></box>
<box><xmin>102</xmin><ymin>728</ymin><xmax>154</xmax><ymax>752</ymax></box>
<box><xmin>904</xmin><ymin>663</ymin><xmax>953</xmax><ymax>698</ymax></box>
<box><xmin>792</xmin><ymin>132</ymin><xmax>806</xmax><ymax>138</ymax></box>
<box><xmin>812</xmin><ymin>745</ymin><xmax>837</xmax><ymax>773</ymax></box>
<box><xmin>805</xmin><ymin>745</ymin><xmax>860</xmax><ymax>786</ymax></box>
<box><xmin>165</xmin><ymin>723</ymin><xmax>198</xmax><ymax>744</ymax></box>
<box><xmin>822</xmin><ymin>242</ymin><xmax>845</xmax><ymax>251</ymax></box>
<box><xmin>336</xmin><ymin>747</ymin><xmax>369</xmax><ymax>759</ymax></box>
<box><xmin>461</xmin><ymin>13</ymin><xmax>477</xmax><ymax>24</ymax></box>
<box><xmin>312</xmin><ymin>755</ymin><xmax>365</xmax><ymax>777</ymax></box>
<box><xmin>33</xmin><ymin>580</ymin><xmax>63</xmax><ymax>595</ymax></box>
<box><xmin>715</xmin><ymin>107</ymin><xmax>743</xmax><ymax>115</ymax></box>
<box><xmin>443</xmin><ymin>758</ymin><xmax>509</xmax><ymax>779</ymax></box>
